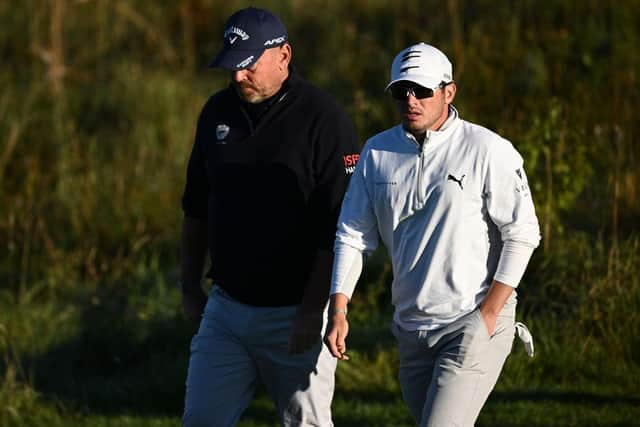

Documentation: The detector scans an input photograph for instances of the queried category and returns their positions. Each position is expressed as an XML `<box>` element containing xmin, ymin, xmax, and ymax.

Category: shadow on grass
<box><xmin>17</xmin><ymin>290</ymin><xmax>196</xmax><ymax>418</ymax></box>
<box><xmin>12</xmin><ymin>289</ymin><xmax>639</xmax><ymax>425</ymax></box>
<box><xmin>491</xmin><ymin>390</ymin><xmax>640</xmax><ymax>406</ymax></box>
<box><xmin>14</xmin><ymin>290</ymin><xmax>398</xmax><ymax>425</ymax></box>
<box><xmin>480</xmin><ymin>389</ymin><xmax>640</xmax><ymax>427</ymax></box>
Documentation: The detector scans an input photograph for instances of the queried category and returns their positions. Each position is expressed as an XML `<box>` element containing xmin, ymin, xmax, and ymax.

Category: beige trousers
<box><xmin>392</xmin><ymin>293</ymin><xmax>517</xmax><ymax>427</ymax></box>
<box><xmin>182</xmin><ymin>287</ymin><xmax>336</xmax><ymax>427</ymax></box>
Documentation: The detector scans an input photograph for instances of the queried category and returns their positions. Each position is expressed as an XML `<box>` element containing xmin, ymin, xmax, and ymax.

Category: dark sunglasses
<box><xmin>389</xmin><ymin>82</ymin><xmax>449</xmax><ymax>100</ymax></box>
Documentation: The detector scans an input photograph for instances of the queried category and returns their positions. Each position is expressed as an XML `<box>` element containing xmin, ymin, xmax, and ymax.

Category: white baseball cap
<box><xmin>385</xmin><ymin>42</ymin><xmax>453</xmax><ymax>91</ymax></box>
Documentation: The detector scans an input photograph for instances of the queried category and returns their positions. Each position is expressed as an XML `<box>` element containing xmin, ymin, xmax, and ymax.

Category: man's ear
<box><xmin>444</xmin><ymin>82</ymin><xmax>457</xmax><ymax>104</ymax></box>
<box><xmin>278</xmin><ymin>43</ymin><xmax>292</xmax><ymax>70</ymax></box>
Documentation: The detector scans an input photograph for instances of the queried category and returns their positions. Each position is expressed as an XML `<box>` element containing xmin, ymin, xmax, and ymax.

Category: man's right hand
<box><xmin>182</xmin><ymin>287</ymin><xmax>208</xmax><ymax>323</ymax></box>
<box><xmin>180</xmin><ymin>216</ymin><xmax>209</xmax><ymax>323</ymax></box>
<box><xmin>324</xmin><ymin>311</ymin><xmax>350</xmax><ymax>361</ymax></box>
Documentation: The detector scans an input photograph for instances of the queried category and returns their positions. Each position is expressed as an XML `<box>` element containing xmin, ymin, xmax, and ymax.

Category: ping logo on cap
<box><xmin>400</xmin><ymin>49</ymin><xmax>421</xmax><ymax>73</ymax></box>
<box><xmin>401</xmin><ymin>50</ymin><xmax>421</xmax><ymax>61</ymax></box>
<box><xmin>400</xmin><ymin>66</ymin><xmax>419</xmax><ymax>73</ymax></box>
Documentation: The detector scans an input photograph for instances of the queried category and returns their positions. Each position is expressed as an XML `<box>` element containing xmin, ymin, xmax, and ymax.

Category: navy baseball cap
<box><xmin>210</xmin><ymin>7</ymin><xmax>288</xmax><ymax>71</ymax></box>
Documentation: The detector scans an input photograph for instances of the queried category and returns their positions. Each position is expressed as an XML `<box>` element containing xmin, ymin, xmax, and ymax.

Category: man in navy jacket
<box><xmin>180</xmin><ymin>7</ymin><xmax>359</xmax><ymax>426</ymax></box>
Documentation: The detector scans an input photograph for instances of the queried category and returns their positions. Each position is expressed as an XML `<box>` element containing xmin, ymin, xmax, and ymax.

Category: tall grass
<box><xmin>1</xmin><ymin>0</ymin><xmax>639</xmax><ymax>425</ymax></box>
<box><xmin>2</xmin><ymin>0</ymin><xmax>638</xmax><ymax>296</ymax></box>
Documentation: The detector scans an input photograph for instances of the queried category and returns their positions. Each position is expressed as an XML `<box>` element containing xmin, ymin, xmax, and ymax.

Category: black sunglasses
<box><xmin>389</xmin><ymin>82</ymin><xmax>449</xmax><ymax>100</ymax></box>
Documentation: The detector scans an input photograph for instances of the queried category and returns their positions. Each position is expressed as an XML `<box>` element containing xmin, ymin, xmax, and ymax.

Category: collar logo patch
<box><xmin>216</xmin><ymin>124</ymin><xmax>230</xmax><ymax>143</ymax></box>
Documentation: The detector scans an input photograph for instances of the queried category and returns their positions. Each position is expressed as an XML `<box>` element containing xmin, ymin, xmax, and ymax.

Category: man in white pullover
<box><xmin>324</xmin><ymin>42</ymin><xmax>540</xmax><ymax>426</ymax></box>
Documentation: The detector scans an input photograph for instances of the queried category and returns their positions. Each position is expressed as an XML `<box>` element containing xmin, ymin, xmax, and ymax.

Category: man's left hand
<box><xmin>479</xmin><ymin>280</ymin><xmax>514</xmax><ymax>336</ymax></box>
<box><xmin>288</xmin><ymin>309</ymin><xmax>323</xmax><ymax>355</ymax></box>
<box><xmin>479</xmin><ymin>307</ymin><xmax>497</xmax><ymax>336</ymax></box>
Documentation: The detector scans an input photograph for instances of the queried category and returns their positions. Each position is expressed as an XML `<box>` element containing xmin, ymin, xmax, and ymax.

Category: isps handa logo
<box><xmin>343</xmin><ymin>153</ymin><xmax>359</xmax><ymax>174</ymax></box>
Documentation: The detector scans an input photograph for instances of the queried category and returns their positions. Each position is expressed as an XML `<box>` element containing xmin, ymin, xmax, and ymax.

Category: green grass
<box><xmin>2</xmin><ymin>290</ymin><xmax>638</xmax><ymax>427</ymax></box>
<box><xmin>1</xmin><ymin>1</ymin><xmax>639</xmax><ymax>426</ymax></box>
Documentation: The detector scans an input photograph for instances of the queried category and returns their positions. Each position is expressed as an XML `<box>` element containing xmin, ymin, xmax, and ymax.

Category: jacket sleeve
<box><xmin>181</xmin><ymin>104</ymin><xmax>210</xmax><ymax>220</ymax></box>
<box><xmin>307</xmin><ymin>103</ymin><xmax>361</xmax><ymax>250</ymax></box>
<box><xmin>334</xmin><ymin>145</ymin><xmax>380</xmax><ymax>253</ymax></box>
<box><xmin>330</xmin><ymin>143</ymin><xmax>380</xmax><ymax>298</ymax></box>
<box><xmin>485</xmin><ymin>138</ymin><xmax>541</xmax><ymax>286</ymax></box>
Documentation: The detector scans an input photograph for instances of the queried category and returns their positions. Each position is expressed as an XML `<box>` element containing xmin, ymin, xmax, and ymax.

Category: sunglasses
<box><xmin>389</xmin><ymin>83</ymin><xmax>448</xmax><ymax>100</ymax></box>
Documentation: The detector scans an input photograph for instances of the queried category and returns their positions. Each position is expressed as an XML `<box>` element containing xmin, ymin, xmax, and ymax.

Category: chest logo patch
<box><xmin>216</xmin><ymin>124</ymin><xmax>230</xmax><ymax>143</ymax></box>
<box><xmin>447</xmin><ymin>173</ymin><xmax>466</xmax><ymax>190</ymax></box>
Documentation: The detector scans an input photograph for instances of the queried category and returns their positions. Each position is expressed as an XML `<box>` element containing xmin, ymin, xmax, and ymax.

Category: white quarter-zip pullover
<box><xmin>331</xmin><ymin>107</ymin><xmax>541</xmax><ymax>331</ymax></box>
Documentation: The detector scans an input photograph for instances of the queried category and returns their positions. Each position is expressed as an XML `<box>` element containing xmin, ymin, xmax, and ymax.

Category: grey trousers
<box><xmin>392</xmin><ymin>294</ymin><xmax>517</xmax><ymax>427</ymax></box>
<box><xmin>182</xmin><ymin>287</ymin><xmax>337</xmax><ymax>427</ymax></box>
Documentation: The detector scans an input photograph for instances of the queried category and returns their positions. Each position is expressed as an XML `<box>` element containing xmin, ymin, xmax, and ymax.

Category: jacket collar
<box><xmin>399</xmin><ymin>105</ymin><xmax>461</xmax><ymax>150</ymax></box>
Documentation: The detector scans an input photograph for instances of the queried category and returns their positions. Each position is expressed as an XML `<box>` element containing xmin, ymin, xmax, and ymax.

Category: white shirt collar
<box><xmin>403</xmin><ymin>105</ymin><xmax>459</xmax><ymax>145</ymax></box>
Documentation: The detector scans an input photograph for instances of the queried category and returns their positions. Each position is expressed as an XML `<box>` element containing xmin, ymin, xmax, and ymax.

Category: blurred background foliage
<box><xmin>1</xmin><ymin>0</ymin><xmax>639</xmax><ymax>426</ymax></box>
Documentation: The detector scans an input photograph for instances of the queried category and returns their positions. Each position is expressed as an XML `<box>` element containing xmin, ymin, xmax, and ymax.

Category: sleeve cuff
<box><xmin>493</xmin><ymin>240</ymin><xmax>536</xmax><ymax>287</ymax></box>
<box><xmin>330</xmin><ymin>242</ymin><xmax>365</xmax><ymax>300</ymax></box>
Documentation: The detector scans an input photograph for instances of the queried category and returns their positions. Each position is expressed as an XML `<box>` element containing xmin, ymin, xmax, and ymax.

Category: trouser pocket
<box><xmin>446</xmin><ymin>309</ymin><xmax>492</xmax><ymax>369</ymax></box>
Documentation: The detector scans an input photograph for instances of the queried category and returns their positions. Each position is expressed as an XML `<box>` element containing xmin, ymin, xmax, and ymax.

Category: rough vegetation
<box><xmin>1</xmin><ymin>1</ymin><xmax>638</xmax><ymax>426</ymax></box>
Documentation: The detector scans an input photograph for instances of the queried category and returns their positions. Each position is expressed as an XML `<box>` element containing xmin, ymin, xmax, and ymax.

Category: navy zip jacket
<box><xmin>182</xmin><ymin>69</ymin><xmax>360</xmax><ymax>306</ymax></box>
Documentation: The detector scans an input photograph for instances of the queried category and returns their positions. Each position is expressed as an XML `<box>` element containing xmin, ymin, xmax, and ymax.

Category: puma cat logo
<box><xmin>447</xmin><ymin>174</ymin><xmax>466</xmax><ymax>190</ymax></box>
